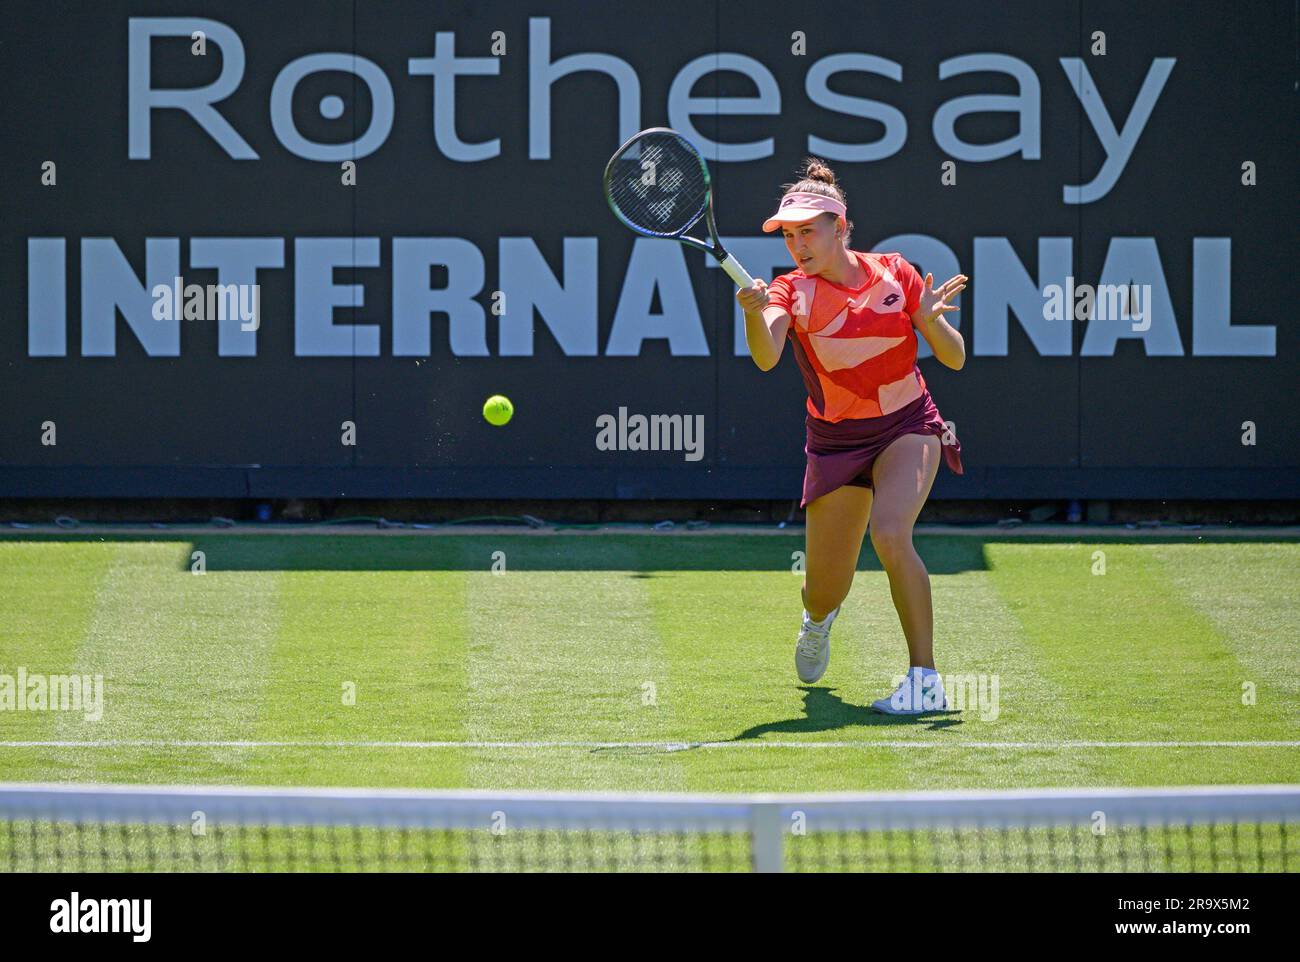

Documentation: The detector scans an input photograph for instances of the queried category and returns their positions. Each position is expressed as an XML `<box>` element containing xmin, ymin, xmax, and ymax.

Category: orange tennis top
<box><xmin>767</xmin><ymin>250</ymin><xmax>928</xmax><ymax>422</ymax></box>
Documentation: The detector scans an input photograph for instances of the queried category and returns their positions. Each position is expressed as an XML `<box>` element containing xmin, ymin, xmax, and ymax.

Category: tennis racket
<box><xmin>603</xmin><ymin>127</ymin><xmax>755</xmax><ymax>288</ymax></box>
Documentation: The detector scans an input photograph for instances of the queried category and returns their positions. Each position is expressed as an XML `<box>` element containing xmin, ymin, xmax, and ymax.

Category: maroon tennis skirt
<box><xmin>802</xmin><ymin>391</ymin><xmax>963</xmax><ymax>508</ymax></box>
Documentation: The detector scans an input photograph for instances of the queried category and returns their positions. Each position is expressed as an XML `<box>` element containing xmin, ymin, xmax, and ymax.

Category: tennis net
<box><xmin>1</xmin><ymin>783</ymin><xmax>1296</xmax><ymax>873</ymax></box>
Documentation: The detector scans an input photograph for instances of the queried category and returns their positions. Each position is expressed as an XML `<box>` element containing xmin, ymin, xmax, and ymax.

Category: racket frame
<box><xmin>603</xmin><ymin>127</ymin><xmax>755</xmax><ymax>289</ymax></box>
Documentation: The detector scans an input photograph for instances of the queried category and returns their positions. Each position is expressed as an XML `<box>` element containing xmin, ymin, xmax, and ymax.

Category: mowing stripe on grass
<box><xmin>0</xmin><ymin>541</ymin><xmax>115</xmax><ymax>745</ymax></box>
<box><xmin>984</xmin><ymin>543</ymin><xmax>1268</xmax><ymax>748</ymax></box>
<box><xmin>8</xmin><ymin>540</ymin><xmax>284</xmax><ymax>780</ymax></box>
<box><xmin>464</xmin><ymin>542</ymin><xmax>683</xmax><ymax>790</ymax></box>
<box><xmin>253</xmin><ymin>569</ymin><xmax>470</xmax><ymax>741</ymax></box>
<box><xmin>1149</xmin><ymin>541</ymin><xmax>1300</xmax><ymax>731</ymax></box>
<box><xmin>220</xmin><ymin>534</ymin><xmax>478</xmax><ymax>788</ymax></box>
<box><xmin>48</xmin><ymin>542</ymin><xmax>284</xmax><ymax>780</ymax></box>
<box><xmin>243</xmin><ymin>566</ymin><xmax>473</xmax><ymax>789</ymax></box>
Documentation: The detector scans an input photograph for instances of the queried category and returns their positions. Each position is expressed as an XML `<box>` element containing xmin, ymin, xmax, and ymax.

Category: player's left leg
<box><xmin>867</xmin><ymin>432</ymin><xmax>945</xmax><ymax>713</ymax></box>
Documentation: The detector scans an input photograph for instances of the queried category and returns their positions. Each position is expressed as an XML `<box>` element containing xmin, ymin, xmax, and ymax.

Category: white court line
<box><xmin>0</xmin><ymin>740</ymin><xmax>1297</xmax><ymax>750</ymax></box>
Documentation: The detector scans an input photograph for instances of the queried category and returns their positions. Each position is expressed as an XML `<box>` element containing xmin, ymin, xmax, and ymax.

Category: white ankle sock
<box><xmin>804</xmin><ymin>608</ymin><xmax>837</xmax><ymax>629</ymax></box>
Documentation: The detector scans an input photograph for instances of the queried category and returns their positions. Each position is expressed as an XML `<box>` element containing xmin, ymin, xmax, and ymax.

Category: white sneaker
<box><xmin>795</xmin><ymin>607</ymin><xmax>839</xmax><ymax>683</ymax></box>
<box><xmin>870</xmin><ymin>667</ymin><xmax>949</xmax><ymax>714</ymax></box>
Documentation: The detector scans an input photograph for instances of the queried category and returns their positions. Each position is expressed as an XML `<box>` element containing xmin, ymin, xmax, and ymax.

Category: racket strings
<box><xmin>605</xmin><ymin>133</ymin><xmax>709</xmax><ymax>237</ymax></box>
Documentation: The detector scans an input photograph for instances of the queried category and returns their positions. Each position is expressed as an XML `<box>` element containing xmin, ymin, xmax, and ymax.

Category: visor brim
<box><xmin>762</xmin><ymin>209</ymin><xmax>839</xmax><ymax>233</ymax></box>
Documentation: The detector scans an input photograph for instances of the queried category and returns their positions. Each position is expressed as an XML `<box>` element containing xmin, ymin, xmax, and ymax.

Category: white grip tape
<box><xmin>718</xmin><ymin>253</ymin><xmax>755</xmax><ymax>289</ymax></box>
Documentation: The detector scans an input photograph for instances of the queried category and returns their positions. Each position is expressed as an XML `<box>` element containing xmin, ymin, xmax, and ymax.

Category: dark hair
<box><xmin>781</xmin><ymin>158</ymin><xmax>853</xmax><ymax>247</ymax></box>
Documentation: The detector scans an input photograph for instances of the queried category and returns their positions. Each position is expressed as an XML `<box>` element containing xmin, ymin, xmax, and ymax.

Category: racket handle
<box><xmin>718</xmin><ymin>253</ymin><xmax>755</xmax><ymax>289</ymax></box>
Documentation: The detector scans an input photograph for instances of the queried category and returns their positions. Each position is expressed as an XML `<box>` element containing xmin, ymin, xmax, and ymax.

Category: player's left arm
<box><xmin>911</xmin><ymin>272</ymin><xmax>967</xmax><ymax>371</ymax></box>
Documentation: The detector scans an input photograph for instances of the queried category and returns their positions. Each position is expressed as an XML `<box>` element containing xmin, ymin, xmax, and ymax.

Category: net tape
<box><xmin>3</xmin><ymin>784</ymin><xmax>1296</xmax><ymax>873</ymax></box>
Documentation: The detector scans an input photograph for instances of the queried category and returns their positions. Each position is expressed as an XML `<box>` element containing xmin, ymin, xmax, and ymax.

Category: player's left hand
<box><xmin>914</xmin><ymin>273</ymin><xmax>967</xmax><ymax>327</ymax></box>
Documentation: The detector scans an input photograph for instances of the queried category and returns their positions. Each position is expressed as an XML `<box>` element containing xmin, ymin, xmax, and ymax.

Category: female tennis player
<box><xmin>738</xmin><ymin>159</ymin><xmax>966</xmax><ymax>714</ymax></box>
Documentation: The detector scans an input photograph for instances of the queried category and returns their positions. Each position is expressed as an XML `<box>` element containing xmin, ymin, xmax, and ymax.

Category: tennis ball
<box><xmin>482</xmin><ymin>394</ymin><xmax>514</xmax><ymax>426</ymax></box>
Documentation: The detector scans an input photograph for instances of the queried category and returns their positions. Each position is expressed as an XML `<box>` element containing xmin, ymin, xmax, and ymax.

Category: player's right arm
<box><xmin>738</xmin><ymin>279</ymin><xmax>791</xmax><ymax>372</ymax></box>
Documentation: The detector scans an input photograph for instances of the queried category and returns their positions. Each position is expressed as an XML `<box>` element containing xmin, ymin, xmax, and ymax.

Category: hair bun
<box><xmin>802</xmin><ymin>158</ymin><xmax>837</xmax><ymax>185</ymax></box>
<box><xmin>779</xmin><ymin>158</ymin><xmax>848</xmax><ymax>233</ymax></box>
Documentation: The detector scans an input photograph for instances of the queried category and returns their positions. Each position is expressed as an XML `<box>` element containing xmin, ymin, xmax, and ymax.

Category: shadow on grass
<box><xmin>587</xmin><ymin>686</ymin><xmax>961</xmax><ymax>756</ymax></box>
<box><xmin>2</xmin><ymin>531</ymin><xmax>1273</xmax><ymax>575</ymax></box>
<box><xmin>734</xmin><ymin>686</ymin><xmax>963</xmax><ymax>738</ymax></box>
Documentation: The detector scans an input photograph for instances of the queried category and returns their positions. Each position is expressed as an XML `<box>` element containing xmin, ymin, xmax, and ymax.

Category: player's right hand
<box><xmin>736</xmin><ymin>278</ymin><xmax>769</xmax><ymax>314</ymax></box>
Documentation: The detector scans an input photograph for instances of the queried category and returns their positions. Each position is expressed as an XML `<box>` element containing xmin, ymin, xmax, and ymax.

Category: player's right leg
<box><xmin>796</xmin><ymin>483</ymin><xmax>873</xmax><ymax>683</ymax></box>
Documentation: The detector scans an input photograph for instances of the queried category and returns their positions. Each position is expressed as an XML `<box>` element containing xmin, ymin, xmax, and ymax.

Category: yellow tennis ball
<box><xmin>482</xmin><ymin>394</ymin><xmax>514</xmax><ymax>426</ymax></box>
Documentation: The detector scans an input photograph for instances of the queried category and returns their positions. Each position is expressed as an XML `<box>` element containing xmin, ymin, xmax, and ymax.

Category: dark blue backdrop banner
<box><xmin>1</xmin><ymin>1</ymin><xmax>1295</xmax><ymax>499</ymax></box>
